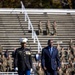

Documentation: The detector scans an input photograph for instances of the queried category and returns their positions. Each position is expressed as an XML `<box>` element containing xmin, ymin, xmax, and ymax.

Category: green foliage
<box><xmin>0</xmin><ymin>1</ymin><xmax>3</xmax><ymax>8</ymax></box>
<box><xmin>0</xmin><ymin>0</ymin><xmax>73</xmax><ymax>9</ymax></box>
<box><xmin>42</xmin><ymin>3</ymin><xmax>51</xmax><ymax>8</ymax></box>
<box><xmin>52</xmin><ymin>0</ymin><xmax>62</xmax><ymax>8</ymax></box>
<box><xmin>52</xmin><ymin>3</ymin><xmax>62</xmax><ymax>8</ymax></box>
<box><xmin>0</xmin><ymin>0</ymin><xmax>21</xmax><ymax>8</ymax></box>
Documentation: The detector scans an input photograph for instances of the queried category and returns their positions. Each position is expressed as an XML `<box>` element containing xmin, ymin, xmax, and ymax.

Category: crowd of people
<box><xmin>38</xmin><ymin>20</ymin><xmax>57</xmax><ymax>36</ymax></box>
<box><xmin>0</xmin><ymin>49</ymin><xmax>12</xmax><ymax>72</ymax></box>
<box><xmin>0</xmin><ymin>38</ymin><xmax>75</xmax><ymax>75</ymax></box>
<box><xmin>33</xmin><ymin>39</ymin><xmax>75</xmax><ymax>75</ymax></box>
<box><xmin>57</xmin><ymin>39</ymin><xmax>75</xmax><ymax>75</ymax></box>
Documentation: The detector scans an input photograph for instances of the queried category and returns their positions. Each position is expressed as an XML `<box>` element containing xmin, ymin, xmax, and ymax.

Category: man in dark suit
<box><xmin>41</xmin><ymin>39</ymin><xmax>60</xmax><ymax>75</ymax></box>
<box><xmin>14</xmin><ymin>38</ymin><xmax>32</xmax><ymax>75</ymax></box>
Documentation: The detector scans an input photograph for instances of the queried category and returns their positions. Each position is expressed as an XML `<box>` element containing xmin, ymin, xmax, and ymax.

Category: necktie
<box><xmin>49</xmin><ymin>47</ymin><xmax>53</xmax><ymax>55</ymax></box>
<box><xmin>51</xmin><ymin>47</ymin><xmax>53</xmax><ymax>55</ymax></box>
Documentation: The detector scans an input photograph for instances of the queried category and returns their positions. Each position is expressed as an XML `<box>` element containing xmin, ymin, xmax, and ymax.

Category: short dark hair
<box><xmin>47</xmin><ymin>39</ymin><xmax>53</xmax><ymax>45</ymax></box>
<box><xmin>47</xmin><ymin>39</ymin><xmax>50</xmax><ymax>45</ymax></box>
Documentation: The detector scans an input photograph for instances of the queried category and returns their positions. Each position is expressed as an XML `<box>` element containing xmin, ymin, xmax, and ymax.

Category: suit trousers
<box><xmin>45</xmin><ymin>69</ymin><xmax>57</xmax><ymax>75</ymax></box>
<box><xmin>18</xmin><ymin>70</ymin><xmax>30</xmax><ymax>75</ymax></box>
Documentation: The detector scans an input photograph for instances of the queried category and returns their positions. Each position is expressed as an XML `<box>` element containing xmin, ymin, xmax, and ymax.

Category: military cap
<box><xmin>20</xmin><ymin>38</ymin><xmax>28</xmax><ymax>43</ymax></box>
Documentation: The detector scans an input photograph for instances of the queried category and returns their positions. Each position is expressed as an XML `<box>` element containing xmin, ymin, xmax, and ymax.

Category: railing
<box><xmin>20</xmin><ymin>1</ymin><xmax>42</xmax><ymax>52</ymax></box>
<box><xmin>0</xmin><ymin>72</ymin><xmax>18</xmax><ymax>75</ymax></box>
<box><xmin>0</xmin><ymin>72</ymin><xmax>35</xmax><ymax>75</ymax></box>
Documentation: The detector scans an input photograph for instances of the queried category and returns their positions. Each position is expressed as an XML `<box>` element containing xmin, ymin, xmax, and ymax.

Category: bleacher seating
<box><xmin>0</xmin><ymin>9</ymin><xmax>75</xmax><ymax>74</ymax></box>
<box><xmin>29</xmin><ymin>13</ymin><xmax>75</xmax><ymax>48</ymax></box>
<box><xmin>0</xmin><ymin>10</ymin><xmax>75</xmax><ymax>55</ymax></box>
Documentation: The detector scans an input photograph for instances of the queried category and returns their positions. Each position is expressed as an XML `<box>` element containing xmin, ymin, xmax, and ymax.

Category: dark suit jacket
<box><xmin>41</xmin><ymin>46</ymin><xmax>60</xmax><ymax>71</ymax></box>
<box><xmin>14</xmin><ymin>47</ymin><xmax>32</xmax><ymax>72</ymax></box>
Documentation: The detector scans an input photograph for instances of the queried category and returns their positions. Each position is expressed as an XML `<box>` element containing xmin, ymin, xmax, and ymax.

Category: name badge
<box><xmin>26</xmin><ymin>51</ymin><xmax>31</xmax><ymax>55</ymax></box>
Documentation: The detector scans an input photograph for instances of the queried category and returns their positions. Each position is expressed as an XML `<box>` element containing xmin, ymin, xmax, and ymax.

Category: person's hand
<box><xmin>44</xmin><ymin>67</ymin><xmax>47</xmax><ymax>70</ymax></box>
<box><xmin>15</xmin><ymin>67</ymin><xmax>18</xmax><ymax>71</ymax></box>
<box><xmin>57</xmin><ymin>67</ymin><xmax>60</xmax><ymax>71</ymax></box>
<box><xmin>30</xmin><ymin>68</ymin><xmax>33</xmax><ymax>72</ymax></box>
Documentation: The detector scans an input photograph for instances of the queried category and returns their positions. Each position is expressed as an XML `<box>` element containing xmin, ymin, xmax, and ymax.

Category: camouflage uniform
<box><xmin>46</xmin><ymin>20</ymin><xmax>50</xmax><ymax>35</ymax></box>
<box><xmin>53</xmin><ymin>21</ymin><xmax>57</xmax><ymax>35</ymax></box>
<box><xmin>38</xmin><ymin>21</ymin><xmax>43</xmax><ymax>35</ymax></box>
<box><xmin>0</xmin><ymin>45</ymin><xmax>3</xmax><ymax>54</ymax></box>
<box><xmin>6</xmin><ymin>55</ymin><xmax>12</xmax><ymax>72</ymax></box>
<box><xmin>2</xmin><ymin>55</ymin><xmax>7</xmax><ymax>72</ymax></box>
<box><xmin>36</xmin><ymin>63</ymin><xmax>44</xmax><ymax>75</ymax></box>
<box><xmin>0</xmin><ymin>54</ymin><xmax>4</xmax><ymax>72</ymax></box>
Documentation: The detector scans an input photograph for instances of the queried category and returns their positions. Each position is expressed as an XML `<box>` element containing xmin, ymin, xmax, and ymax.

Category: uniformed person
<box><xmin>38</xmin><ymin>21</ymin><xmax>43</xmax><ymax>35</ymax></box>
<box><xmin>52</xmin><ymin>21</ymin><xmax>57</xmax><ymax>36</ymax></box>
<box><xmin>0</xmin><ymin>54</ymin><xmax>4</xmax><ymax>72</ymax></box>
<box><xmin>6</xmin><ymin>55</ymin><xmax>12</xmax><ymax>72</ymax></box>
<box><xmin>57</xmin><ymin>44</ymin><xmax>62</xmax><ymax>59</ymax></box>
<box><xmin>0</xmin><ymin>45</ymin><xmax>3</xmax><ymax>54</ymax></box>
<box><xmin>14</xmin><ymin>38</ymin><xmax>33</xmax><ymax>75</ymax></box>
<box><xmin>1</xmin><ymin>54</ymin><xmax>7</xmax><ymax>72</ymax></box>
<box><xmin>58</xmin><ymin>68</ymin><xmax>63</xmax><ymax>75</ymax></box>
<box><xmin>36</xmin><ymin>63</ymin><xmax>44</xmax><ymax>75</ymax></box>
<box><xmin>46</xmin><ymin>20</ymin><xmax>50</xmax><ymax>35</ymax></box>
